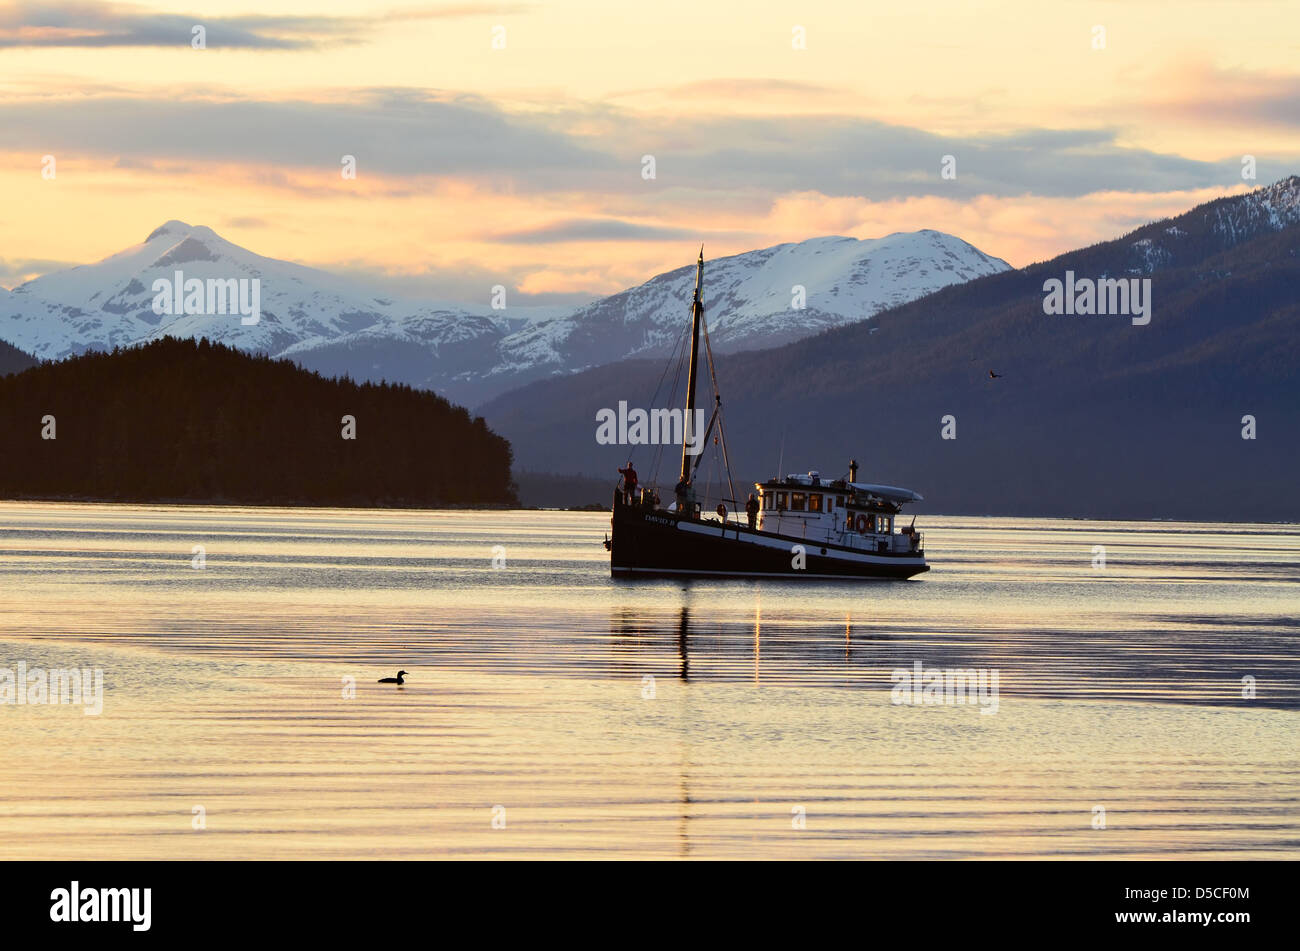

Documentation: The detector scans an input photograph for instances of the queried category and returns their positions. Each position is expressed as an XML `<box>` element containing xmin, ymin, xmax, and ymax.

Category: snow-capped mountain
<box><xmin>1205</xmin><ymin>174</ymin><xmax>1300</xmax><ymax>241</ymax></box>
<box><xmin>490</xmin><ymin>231</ymin><xmax>1009</xmax><ymax>377</ymax></box>
<box><xmin>481</xmin><ymin>176</ymin><xmax>1300</xmax><ymax>520</ymax></box>
<box><xmin>1</xmin><ymin>221</ymin><xmax>557</xmax><ymax>370</ymax></box>
<box><xmin>1122</xmin><ymin>174</ymin><xmax>1300</xmax><ymax>273</ymax></box>
<box><xmin>2</xmin><ymin>221</ymin><xmax>1009</xmax><ymax>406</ymax></box>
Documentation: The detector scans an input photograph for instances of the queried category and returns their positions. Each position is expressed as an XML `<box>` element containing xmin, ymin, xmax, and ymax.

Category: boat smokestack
<box><xmin>849</xmin><ymin>459</ymin><xmax>858</xmax><ymax>483</ymax></box>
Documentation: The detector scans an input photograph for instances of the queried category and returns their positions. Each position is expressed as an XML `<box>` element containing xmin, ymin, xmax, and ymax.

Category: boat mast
<box><xmin>680</xmin><ymin>247</ymin><xmax>704</xmax><ymax>485</ymax></box>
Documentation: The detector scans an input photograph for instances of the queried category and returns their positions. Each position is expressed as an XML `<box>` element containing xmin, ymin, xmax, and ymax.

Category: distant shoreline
<box><xmin>2</xmin><ymin>495</ymin><xmax>1297</xmax><ymax>526</ymax></box>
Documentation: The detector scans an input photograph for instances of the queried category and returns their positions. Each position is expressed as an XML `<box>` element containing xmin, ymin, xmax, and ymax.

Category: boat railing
<box><xmin>625</xmin><ymin>484</ymin><xmax>923</xmax><ymax>552</ymax></box>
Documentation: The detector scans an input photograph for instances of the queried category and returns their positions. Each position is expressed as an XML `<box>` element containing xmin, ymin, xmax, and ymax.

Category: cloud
<box><xmin>0</xmin><ymin>1</ymin><xmax>530</xmax><ymax>50</ymax></box>
<box><xmin>0</xmin><ymin>256</ymin><xmax>78</xmax><ymax>285</ymax></box>
<box><xmin>490</xmin><ymin>218</ymin><xmax>733</xmax><ymax>244</ymax></box>
<box><xmin>0</xmin><ymin>91</ymin><xmax>616</xmax><ymax>182</ymax></box>
<box><xmin>1133</xmin><ymin>61</ymin><xmax>1300</xmax><ymax>129</ymax></box>
<box><xmin>321</xmin><ymin>259</ymin><xmax>602</xmax><ymax>306</ymax></box>
<box><xmin>640</xmin><ymin>115</ymin><xmax>1240</xmax><ymax>199</ymax></box>
<box><xmin>0</xmin><ymin>89</ymin><xmax>1271</xmax><ymax>202</ymax></box>
<box><xmin>610</xmin><ymin>77</ymin><xmax>862</xmax><ymax>108</ymax></box>
<box><xmin>758</xmin><ymin>186</ymin><xmax>1250</xmax><ymax>270</ymax></box>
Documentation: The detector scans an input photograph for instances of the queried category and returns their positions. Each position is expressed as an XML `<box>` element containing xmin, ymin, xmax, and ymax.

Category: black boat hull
<box><xmin>610</xmin><ymin>498</ymin><xmax>928</xmax><ymax>580</ymax></box>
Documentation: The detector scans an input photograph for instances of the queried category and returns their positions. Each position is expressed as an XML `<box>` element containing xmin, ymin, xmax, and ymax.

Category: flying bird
<box><xmin>988</xmin><ymin>370</ymin><xmax>1003</xmax><ymax>379</ymax></box>
<box><xmin>378</xmin><ymin>670</ymin><xmax>409</xmax><ymax>685</ymax></box>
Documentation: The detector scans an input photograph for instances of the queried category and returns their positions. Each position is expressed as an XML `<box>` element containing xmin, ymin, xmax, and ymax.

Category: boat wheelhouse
<box><xmin>607</xmin><ymin>249</ymin><xmax>929</xmax><ymax>580</ymax></box>
<box><xmin>755</xmin><ymin>463</ymin><xmax>925</xmax><ymax>558</ymax></box>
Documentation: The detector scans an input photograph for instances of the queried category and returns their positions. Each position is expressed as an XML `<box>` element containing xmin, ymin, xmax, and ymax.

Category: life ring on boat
<box><xmin>855</xmin><ymin>514</ymin><xmax>869</xmax><ymax>534</ymax></box>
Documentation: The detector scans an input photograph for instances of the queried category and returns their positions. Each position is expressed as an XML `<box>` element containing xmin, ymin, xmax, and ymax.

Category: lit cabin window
<box><xmin>790</xmin><ymin>492</ymin><xmax>806</xmax><ymax>512</ymax></box>
<box><xmin>826</xmin><ymin>496</ymin><xmax>834</xmax><ymax>512</ymax></box>
<box><xmin>809</xmin><ymin>494</ymin><xmax>823</xmax><ymax>513</ymax></box>
<box><xmin>761</xmin><ymin>491</ymin><xmax>772</xmax><ymax>509</ymax></box>
<box><xmin>775</xmin><ymin>491</ymin><xmax>787</xmax><ymax>511</ymax></box>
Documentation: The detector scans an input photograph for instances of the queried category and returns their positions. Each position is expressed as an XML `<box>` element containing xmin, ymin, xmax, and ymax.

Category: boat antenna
<box><xmin>679</xmin><ymin>246</ymin><xmax>704</xmax><ymax>486</ymax></box>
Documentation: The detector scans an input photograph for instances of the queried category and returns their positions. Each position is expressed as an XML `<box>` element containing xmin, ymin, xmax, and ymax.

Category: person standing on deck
<box><xmin>618</xmin><ymin>463</ymin><xmax>638</xmax><ymax>504</ymax></box>
<box><xmin>745</xmin><ymin>493</ymin><xmax>760</xmax><ymax>530</ymax></box>
<box><xmin>674</xmin><ymin>478</ymin><xmax>691</xmax><ymax>516</ymax></box>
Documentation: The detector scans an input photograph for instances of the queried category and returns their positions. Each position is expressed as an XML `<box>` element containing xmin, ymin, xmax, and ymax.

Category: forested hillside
<box><xmin>0</xmin><ymin>337</ymin><xmax>517</xmax><ymax>507</ymax></box>
<box><xmin>0</xmin><ymin>338</ymin><xmax>36</xmax><ymax>376</ymax></box>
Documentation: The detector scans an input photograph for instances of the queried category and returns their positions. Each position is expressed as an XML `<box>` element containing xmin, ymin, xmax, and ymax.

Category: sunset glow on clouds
<box><xmin>2</xmin><ymin>0</ymin><xmax>1299</xmax><ymax>301</ymax></box>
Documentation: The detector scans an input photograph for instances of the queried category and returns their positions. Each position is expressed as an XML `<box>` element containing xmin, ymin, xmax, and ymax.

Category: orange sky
<box><xmin>2</xmin><ymin>0</ymin><xmax>1298</xmax><ymax>301</ymax></box>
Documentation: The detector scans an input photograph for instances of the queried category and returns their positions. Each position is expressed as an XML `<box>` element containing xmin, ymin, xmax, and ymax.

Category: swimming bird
<box><xmin>378</xmin><ymin>670</ymin><xmax>408</xmax><ymax>685</ymax></box>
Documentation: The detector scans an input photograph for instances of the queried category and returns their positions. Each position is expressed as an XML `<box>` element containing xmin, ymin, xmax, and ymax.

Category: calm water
<box><xmin>0</xmin><ymin>501</ymin><xmax>1297</xmax><ymax>859</ymax></box>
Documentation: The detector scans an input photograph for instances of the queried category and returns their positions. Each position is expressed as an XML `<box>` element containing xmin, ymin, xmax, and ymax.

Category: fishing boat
<box><xmin>607</xmin><ymin>249</ymin><xmax>929</xmax><ymax>580</ymax></box>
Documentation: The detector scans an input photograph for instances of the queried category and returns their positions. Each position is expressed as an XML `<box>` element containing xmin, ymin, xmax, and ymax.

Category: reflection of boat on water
<box><xmin>607</xmin><ymin>249</ymin><xmax>929</xmax><ymax>581</ymax></box>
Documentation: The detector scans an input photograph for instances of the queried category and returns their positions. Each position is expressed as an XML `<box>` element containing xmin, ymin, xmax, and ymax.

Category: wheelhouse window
<box><xmin>761</xmin><ymin>491</ymin><xmax>773</xmax><ymax>509</ymax></box>
<box><xmin>775</xmin><ymin>491</ymin><xmax>787</xmax><ymax>511</ymax></box>
<box><xmin>790</xmin><ymin>492</ymin><xmax>806</xmax><ymax>512</ymax></box>
<box><xmin>809</xmin><ymin>494</ymin><xmax>823</xmax><ymax>513</ymax></box>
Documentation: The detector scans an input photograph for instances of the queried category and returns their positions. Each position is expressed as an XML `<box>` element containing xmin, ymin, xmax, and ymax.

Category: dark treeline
<box><xmin>513</xmin><ymin>469</ymin><xmax>611</xmax><ymax>508</ymax></box>
<box><xmin>0</xmin><ymin>336</ymin><xmax>518</xmax><ymax>507</ymax></box>
<box><xmin>0</xmin><ymin>338</ymin><xmax>36</xmax><ymax>376</ymax></box>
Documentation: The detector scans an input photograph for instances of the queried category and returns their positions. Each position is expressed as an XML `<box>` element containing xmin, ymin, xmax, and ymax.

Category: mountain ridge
<box><xmin>1</xmin><ymin>223</ymin><xmax>1010</xmax><ymax>405</ymax></box>
<box><xmin>481</xmin><ymin>175</ymin><xmax>1300</xmax><ymax>520</ymax></box>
